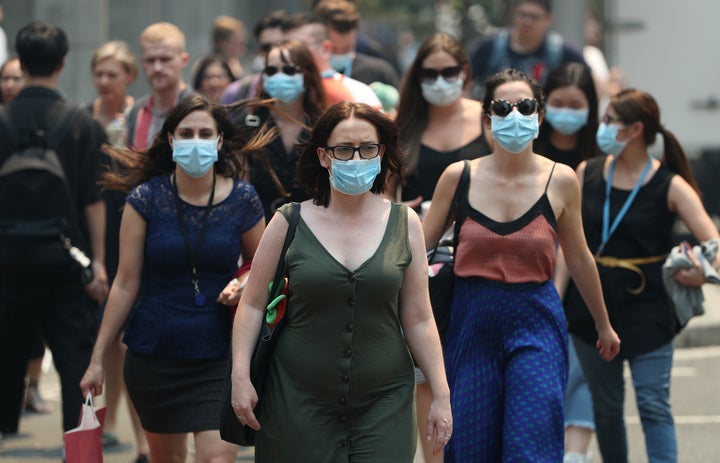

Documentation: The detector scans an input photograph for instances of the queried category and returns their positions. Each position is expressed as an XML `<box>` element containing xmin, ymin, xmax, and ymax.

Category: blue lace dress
<box><xmin>121</xmin><ymin>175</ymin><xmax>263</xmax><ymax>432</ymax></box>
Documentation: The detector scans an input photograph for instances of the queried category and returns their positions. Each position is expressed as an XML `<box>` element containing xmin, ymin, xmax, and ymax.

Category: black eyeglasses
<box><xmin>324</xmin><ymin>143</ymin><xmax>382</xmax><ymax>161</ymax></box>
<box><xmin>419</xmin><ymin>65</ymin><xmax>462</xmax><ymax>84</ymax></box>
<box><xmin>601</xmin><ymin>114</ymin><xmax>624</xmax><ymax>124</ymax></box>
<box><xmin>264</xmin><ymin>65</ymin><xmax>301</xmax><ymax>76</ymax></box>
<box><xmin>490</xmin><ymin>99</ymin><xmax>539</xmax><ymax>117</ymax></box>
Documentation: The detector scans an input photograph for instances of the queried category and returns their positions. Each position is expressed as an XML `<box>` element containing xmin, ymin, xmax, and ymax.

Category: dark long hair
<box><xmin>538</xmin><ymin>62</ymin><xmax>600</xmax><ymax>163</ymax></box>
<box><xmin>610</xmin><ymin>88</ymin><xmax>699</xmax><ymax>193</ymax></box>
<box><xmin>395</xmin><ymin>33</ymin><xmax>471</xmax><ymax>174</ymax></box>
<box><xmin>102</xmin><ymin>95</ymin><xmax>245</xmax><ymax>192</ymax></box>
<box><xmin>257</xmin><ymin>39</ymin><xmax>326</xmax><ymax>121</ymax></box>
<box><xmin>191</xmin><ymin>54</ymin><xmax>233</xmax><ymax>92</ymax></box>
<box><xmin>297</xmin><ymin>101</ymin><xmax>405</xmax><ymax>207</ymax></box>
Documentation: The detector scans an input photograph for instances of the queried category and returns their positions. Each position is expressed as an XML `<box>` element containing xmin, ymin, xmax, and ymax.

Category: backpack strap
<box><xmin>544</xmin><ymin>31</ymin><xmax>564</xmax><ymax>72</ymax></box>
<box><xmin>488</xmin><ymin>29</ymin><xmax>510</xmax><ymax>76</ymax></box>
<box><xmin>0</xmin><ymin>103</ymin><xmax>83</xmax><ymax>154</ymax></box>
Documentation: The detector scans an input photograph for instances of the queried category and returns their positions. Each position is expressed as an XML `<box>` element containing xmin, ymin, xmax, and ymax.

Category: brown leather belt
<box><xmin>594</xmin><ymin>254</ymin><xmax>666</xmax><ymax>295</ymax></box>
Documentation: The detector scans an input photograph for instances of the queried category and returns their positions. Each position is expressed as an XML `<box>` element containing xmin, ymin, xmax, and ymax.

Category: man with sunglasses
<box><xmin>470</xmin><ymin>0</ymin><xmax>585</xmax><ymax>98</ymax></box>
<box><xmin>220</xmin><ymin>10</ymin><xmax>287</xmax><ymax>105</ymax></box>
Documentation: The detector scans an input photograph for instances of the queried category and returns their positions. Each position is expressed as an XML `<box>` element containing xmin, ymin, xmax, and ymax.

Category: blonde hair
<box><xmin>91</xmin><ymin>40</ymin><xmax>138</xmax><ymax>79</ymax></box>
<box><xmin>212</xmin><ymin>15</ymin><xmax>246</xmax><ymax>44</ymax></box>
<box><xmin>140</xmin><ymin>22</ymin><xmax>186</xmax><ymax>52</ymax></box>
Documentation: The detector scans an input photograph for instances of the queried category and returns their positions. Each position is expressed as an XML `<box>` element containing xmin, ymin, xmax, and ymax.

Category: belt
<box><xmin>594</xmin><ymin>254</ymin><xmax>666</xmax><ymax>295</ymax></box>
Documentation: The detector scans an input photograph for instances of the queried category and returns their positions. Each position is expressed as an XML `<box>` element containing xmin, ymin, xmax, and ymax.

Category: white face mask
<box><xmin>420</xmin><ymin>76</ymin><xmax>464</xmax><ymax>106</ymax></box>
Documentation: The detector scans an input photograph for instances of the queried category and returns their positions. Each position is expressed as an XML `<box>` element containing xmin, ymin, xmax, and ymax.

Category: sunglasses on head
<box><xmin>264</xmin><ymin>64</ymin><xmax>301</xmax><ymax>76</ymax></box>
<box><xmin>419</xmin><ymin>65</ymin><xmax>462</xmax><ymax>84</ymax></box>
<box><xmin>490</xmin><ymin>99</ymin><xmax>539</xmax><ymax>117</ymax></box>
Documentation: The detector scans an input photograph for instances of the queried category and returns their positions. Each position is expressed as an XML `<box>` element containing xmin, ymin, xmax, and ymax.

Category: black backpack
<box><xmin>0</xmin><ymin>104</ymin><xmax>93</xmax><ymax>283</ymax></box>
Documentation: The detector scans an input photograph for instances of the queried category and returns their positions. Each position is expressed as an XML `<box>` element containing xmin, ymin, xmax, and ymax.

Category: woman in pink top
<box><xmin>423</xmin><ymin>68</ymin><xmax>620</xmax><ymax>463</ymax></box>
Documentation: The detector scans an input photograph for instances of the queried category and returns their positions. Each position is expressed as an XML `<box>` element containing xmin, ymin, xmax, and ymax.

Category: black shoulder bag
<box><xmin>219</xmin><ymin>202</ymin><xmax>301</xmax><ymax>446</ymax></box>
<box><xmin>427</xmin><ymin>160</ymin><xmax>470</xmax><ymax>342</ymax></box>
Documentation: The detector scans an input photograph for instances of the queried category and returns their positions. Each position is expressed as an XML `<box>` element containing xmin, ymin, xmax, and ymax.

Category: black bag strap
<box><xmin>429</xmin><ymin>159</ymin><xmax>471</xmax><ymax>258</ymax></box>
<box><xmin>269</xmin><ymin>202</ymin><xmax>301</xmax><ymax>298</ymax></box>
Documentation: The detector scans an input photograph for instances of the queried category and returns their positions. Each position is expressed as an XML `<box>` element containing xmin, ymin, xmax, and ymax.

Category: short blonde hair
<box><xmin>91</xmin><ymin>40</ymin><xmax>138</xmax><ymax>78</ymax></box>
<box><xmin>212</xmin><ymin>15</ymin><xmax>246</xmax><ymax>45</ymax></box>
<box><xmin>140</xmin><ymin>22</ymin><xmax>186</xmax><ymax>52</ymax></box>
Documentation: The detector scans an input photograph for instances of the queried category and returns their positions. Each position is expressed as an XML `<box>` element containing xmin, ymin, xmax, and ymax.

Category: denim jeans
<box><xmin>564</xmin><ymin>335</ymin><xmax>595</xmax><ymax>430</ymax></box>
<box><xmin>574</xmin><ymin>338</ymin><xmax>676</xmax><ymax>463</ymax></box>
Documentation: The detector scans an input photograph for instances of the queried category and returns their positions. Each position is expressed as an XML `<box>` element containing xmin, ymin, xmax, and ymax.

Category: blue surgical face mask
<box><xmin>263</xmin><ymin>72</ymin><xmax>304</xmax><ymax>102</ymax></box>
<box><xmin>330</xmin><ymin>53</ymin><xmax>353</xmax><ymax>74</ymax></box>
<box><xmin>172</xmin><ymin>137</ymin><xmax>219</xmax><ymax>178</ymax></box>
<box><xmin>491</xmin><ymin>111</ymin><xmax>539</xmax><ymax>154</ymax></box>
<box><xmin>421</xmin><ymin>76</ymin><xmax>464</xmax><ymax>107</ymax></box>
<box><xmin>596</xmin><ymin>122</ymin><xmax>627</xmax><ymax>156</ymax></box>
<box><xmin>328</xmin><ymin>155</ymin><xmax>381</xmax><ymax>195</ymax></box>
<box><xmin>544</xmin><ymin>105</ymin><xmax>589</xmax><ymax>135</ymax></box>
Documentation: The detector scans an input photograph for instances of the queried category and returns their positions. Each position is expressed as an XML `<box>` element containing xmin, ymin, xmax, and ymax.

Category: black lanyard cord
<box><xmin>172</xmin><ymin>173</ymin><xmax>216</xmax><ymax>307</ymax></box>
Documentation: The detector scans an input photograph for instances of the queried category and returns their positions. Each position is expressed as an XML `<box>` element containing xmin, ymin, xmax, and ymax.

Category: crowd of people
<box><xmin>1</xmin><ymin>1</ymin><xmax>718</xmax><ymax>463</ymax></box>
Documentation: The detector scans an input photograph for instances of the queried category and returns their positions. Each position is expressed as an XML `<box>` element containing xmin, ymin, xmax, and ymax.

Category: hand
<box><xmin>217</xmin><ymin>273</ymin><xmax>248</xmax><ymax>306</ymax></box>
<box><xmin>426</xmin><ymin>396</ymin><xmax>453</xmax><ymax>455</ymax></box>
<box><xmin>595</xmin><ymin>326</ymin><xmax>621</xmax><ymax>361</ymax></box>
<box><xmin>79</xmin><ymin>361</ymin><xmax>104</xmax><ymax>397</ymax></box>
<box><xmin>673</xmin><ymin>248</ymin><xmax>705</xmax><ymax>287</ymax></box>
<box><xmin>84</xmin><ymin>261</ymin><xmax>109</xmax><ymax>304</ymax></box>
<box><xmin>231</xmin><ymin>374</ymin><xmax>261</xmax><ymax>431</ymax></box>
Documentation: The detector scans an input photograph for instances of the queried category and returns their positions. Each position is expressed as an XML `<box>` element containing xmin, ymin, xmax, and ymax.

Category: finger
<box><xmin>244</xmin><ymin>411</ymin><xmax>261</xmax><ymax>430</ymax></box>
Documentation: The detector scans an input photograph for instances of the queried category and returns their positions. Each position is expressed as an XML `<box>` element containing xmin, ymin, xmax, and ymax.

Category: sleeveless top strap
<box><xmin>544</xmin><ymin>162</ymin><xmax>557</xmax><ymax>193</ymax></box>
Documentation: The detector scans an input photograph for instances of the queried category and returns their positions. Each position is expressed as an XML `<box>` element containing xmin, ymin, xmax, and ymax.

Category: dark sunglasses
<box><xmin>419</xmin><ymin>65</ymin><xmax>462</xmax><ymax>84</ymax></box>
<box><xmin>490</xmin><ymin>98</ymin><xmax>539</xmax><ymax>117</ymax></box>
<box><xmin>264</xmin><ymin>65</ymin><xmax>301</xmax><ymax>76</ymax></box>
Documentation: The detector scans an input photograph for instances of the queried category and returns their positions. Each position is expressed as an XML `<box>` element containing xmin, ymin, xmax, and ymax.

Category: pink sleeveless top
<box><xmin>454</xmin><ymin>165</ymin><xmax>558</xmax><ymax>283</ymax></box>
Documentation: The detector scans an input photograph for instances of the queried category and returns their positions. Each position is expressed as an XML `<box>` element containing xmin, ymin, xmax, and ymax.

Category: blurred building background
<box><xmin>2</xmin><ymin>0</ymin><xmax>719</xmax><ymax>161</ymax></box>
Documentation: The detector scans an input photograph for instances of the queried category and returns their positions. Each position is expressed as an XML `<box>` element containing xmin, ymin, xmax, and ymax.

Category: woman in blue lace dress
<box><xmin>81</xmin><ymin>95</ymin><xmax>265</xmax><ymax>463</ymax></box>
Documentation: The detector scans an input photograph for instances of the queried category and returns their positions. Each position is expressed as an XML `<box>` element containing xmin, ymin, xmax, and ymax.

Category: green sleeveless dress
<box><xmin>255</xmin><ymin>202</ymin><xmax>417</xmax><ymax>462</ymax></box>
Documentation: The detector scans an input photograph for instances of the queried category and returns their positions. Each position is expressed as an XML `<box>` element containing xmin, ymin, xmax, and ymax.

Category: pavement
<box><xmin>1</xmin><ymin>286</ymin><xmax>719</xmax><ymax>463</ymax></box>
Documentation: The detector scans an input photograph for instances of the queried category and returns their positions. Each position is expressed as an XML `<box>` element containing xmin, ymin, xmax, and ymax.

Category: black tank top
<box><xmin>401</xmin><ymin>134</ymin><xmax>491</xmax><ymax>202</ymax></box>
<box><xmin>565</xmin><ymin>156</ymin><xmax>678</xmax><ymax>357</ymax></box>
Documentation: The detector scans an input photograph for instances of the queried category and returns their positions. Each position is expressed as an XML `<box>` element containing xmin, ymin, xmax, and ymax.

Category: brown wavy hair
<box><xmin>297</xmin><ymin>101</ymin><xmax>405</xmax><ymax>207</ymax></box>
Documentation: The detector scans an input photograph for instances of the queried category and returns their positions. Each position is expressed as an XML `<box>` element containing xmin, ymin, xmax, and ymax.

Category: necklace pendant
<box><xmin>194</xmin><ymin>293</ymin><xmax>206</xmax><ymax>307</ymax></box>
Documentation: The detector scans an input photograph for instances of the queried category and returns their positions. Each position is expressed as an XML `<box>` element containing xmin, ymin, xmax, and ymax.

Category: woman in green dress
<box><xmin>231</xmin><ymin>101</ymin><xmax>452</xmax><ymax>462</ymax></box>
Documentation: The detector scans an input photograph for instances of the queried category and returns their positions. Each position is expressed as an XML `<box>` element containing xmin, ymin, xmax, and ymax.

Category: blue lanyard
<box><xmin>597</xmin><ymin>156</ymin><xmax>653</xmax><ymax>256</ymax></box>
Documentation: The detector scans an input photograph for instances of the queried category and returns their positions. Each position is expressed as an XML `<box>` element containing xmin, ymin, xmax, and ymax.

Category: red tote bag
<box><xmin>63</xmin><ymin>393</ymin><xmax>105</xmax><ymax>463</ymax></box>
